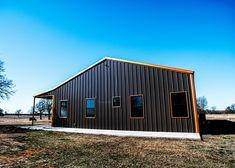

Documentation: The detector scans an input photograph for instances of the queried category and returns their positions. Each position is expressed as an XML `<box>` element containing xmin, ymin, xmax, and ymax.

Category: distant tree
<box><xmin>211</xmin><ymin>106</ymin><xmax>216</xmax><ymax>112</ymax></box>
<box><xmin>225</xmin><ymin>104</ymin><xmax>235</xmax><ymax>114</ymax></box>
<box><xmin>0</xmin><ymin>108</ymin><xmax>4</xmax><ymax>116</ymax></box>
<box><xmin>225</xmin><ymin>106</ymin><xmax>232</xmax><ymax>113</ymax></box>
<box><xmin>0</xmin><ymin>60</ymin><xmax>15</xmax><ymax>100</ymax></box>
<box><xmin>15</xmin><ymin>109</ymin><xmax>22</xmax><ymax>117</ymax></box>
<box><xmin>45</xmin><ymin>99</ymin><xmax>52</xmax><ymax>120</ymax></box>
<box><xmin>36</xmin><ymin>100</ymin><xmax>45</xmax><ymax>120</ymax></box>
<box><xmin>231</xmin><ymin>104</ymin><xmax>235</xmax><ymax>112</ymax></box>
<box><xmin>35</xmin><ymin>99</ymin><xmax>52</xmax><ymax>120</ymax></box>
<box><xmin>197</xmin><ymin>96</ymin><xmax>208</xmax><ymax>113</ymax></box>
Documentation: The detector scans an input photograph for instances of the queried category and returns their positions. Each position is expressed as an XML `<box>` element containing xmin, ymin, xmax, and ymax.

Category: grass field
<box><xmin>206</xmin><ymin>114</ymin><xmax>235</xmax><ymax>121</ymax></box>
<box><xmin>0</xmin><ymin>115</ymin><xmax>234</xmax><ymax>167</ymax></box>
<box><xmin>0</xmin><ymin>115</ymin><xmax>50</xmax><ymax>126</ymax></box>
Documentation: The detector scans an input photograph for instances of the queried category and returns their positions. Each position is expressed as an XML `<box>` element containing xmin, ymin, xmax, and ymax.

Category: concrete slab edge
<box><xmin>18</xmin><ymin>125</ymin><xmax>201</xmax><ymax>140</ymax></box>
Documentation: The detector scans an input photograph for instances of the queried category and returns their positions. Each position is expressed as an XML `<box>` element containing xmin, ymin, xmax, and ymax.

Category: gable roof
<box><xmin>34</xmin><ymin>57</ymin><xmax>194</xmax><ymax>97</ymax></box>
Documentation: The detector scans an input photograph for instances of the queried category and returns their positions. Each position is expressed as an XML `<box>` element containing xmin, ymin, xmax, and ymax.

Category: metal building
<box><xmin>34</xmin><ymin>57</ymin><xmax>199</xmax><ymax>138</ymax></box>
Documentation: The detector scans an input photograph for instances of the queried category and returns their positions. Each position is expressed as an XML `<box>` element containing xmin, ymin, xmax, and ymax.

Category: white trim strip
<box><xmin>19</xmin><ymin>125</ymin><xmax>201</xmax><ymax>140</ymax></box>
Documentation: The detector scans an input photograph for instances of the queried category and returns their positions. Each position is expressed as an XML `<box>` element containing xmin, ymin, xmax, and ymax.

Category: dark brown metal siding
<box><xmin>49</xmin><ymin>60</ymin><xmax>196</xmax><ymax>132</ymax></box>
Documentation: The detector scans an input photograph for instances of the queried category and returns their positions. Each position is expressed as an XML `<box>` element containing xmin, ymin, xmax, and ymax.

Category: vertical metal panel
<box><xmin>82</xmin><ymin>73</ymin><xmax>85</xmax><ymax>128</ymax></box>
<box><xmin>104</xmin><ymin>61</ymin><xmax>108</xmax><ymax>129</ymax></box>
<box><xmin>128</xmin><ymin>63</ymin><xmax>134</xmax><ymax>130</ymax></box>
<box><xmin>48</xmin><ymin>59</ymin><xmax>196</xmax><ymax>133</ymax></box>
<box><xmin>163</xmin><ymin>71</ymin><xmax>171</xmax><ymax>132</ymax></box>
<box><xmin>154</xmin><ymin>68</ymin><xmax>162</xmax><ymax>131</ymax></box>
<box><xmin>107</xmin><ymin>60</ymin><xmax>112</xmax><ymax>130</ymax></box>
<box><xmin>145</xmin><ymin>67</ymin><xmax>153</xmax><ymax>131</ymax></box>
<box><xmin>168</xmin><ymin>71</ymin><xmax>176</xmax><ymax>132</ymax></box>
<box><xmin>78</xmin><ymin>76</ymin><xmax>83</xmax><ymax>128</ymax></box>
<box><xmin>132</xmin><ymin>64</ymin><xmax>138</xmax><ymax>130</ymax></box>
<box><xmin>183</xmin><ymin>73</ymin><xmax>194</xmax><ymax>132</ymax></box>
<box><xmin>121</xmin><ymin>62</ymin><xmax>127</xmax><ymax>130</ymax></box>
<box><xmin>136</xmin><ymin>65</ymin><xmax>143</xmax><ymax>131</ymax></box>
<box><xmin>97</xmin><ymin>63</ymin><xmax>101</xmax><ymax>129</ymax></box>
<box><xmin>74</xmin><ymin>77</ymin><xmax>77</xmax><ymax>127</ymax></box>
<box><xmin>158</xmin><ymin>69</ymin><xmax>167</xmax><ymax>132</ymax></box>
<box><xmin>110</xmin><ymin>61</ymin><xmax>118</xmax><ymax>129</ymax></box>
<box><xmin>124</xmin><ymin>63</ymin><xmax>130</xmax><ymax>130</ymax></box>
<box><xmin>140</xmin><ymin>65</ymin><xmax>147</xmax><ymax>130</ymax></box>
<box><xmin>149</xmin><ymin>68</ymin><xmax>157</xmax><ymax>131</ymax></box>
<box><xmin>117</xmin><ymin>61</ymin><xmax>123</xmax><ymax>130</ymax></box>
<box><xmin>177</xmin><ymin>73</ymin><xmax>184</xmax><ymax>132</ymax></box>
<box><xmin>100</xmin><ymin>62</ymin><xmax>104</xmax><ymax>129</ymax></box>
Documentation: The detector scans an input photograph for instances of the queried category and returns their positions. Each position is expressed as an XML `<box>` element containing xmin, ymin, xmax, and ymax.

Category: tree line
<box><xmin>197</xmin><ymin>96</ymin><xmax>235</xmax><ymax>114</ymax></box>
<box><xmin>0</xmin><ymin>99</ymin><xmax>52</xmax><ymax>119</ymax></box>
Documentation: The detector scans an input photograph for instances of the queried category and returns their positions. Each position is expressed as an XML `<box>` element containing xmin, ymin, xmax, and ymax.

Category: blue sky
<box><xmin>0</xmin><ymin>0</ymin><xmax>234</xmax><ymax>113</ymax></box>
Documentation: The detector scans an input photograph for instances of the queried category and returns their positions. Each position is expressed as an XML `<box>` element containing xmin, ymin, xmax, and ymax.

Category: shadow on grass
<box><xmin>0</xmin><ymin>125</ymin><xmax>29</xmax><ymax>134</ymax></box>
<box><xmin>201</xmin><ymin>120</ymin><xmax>235</xmax><ymax>135</ymax></box>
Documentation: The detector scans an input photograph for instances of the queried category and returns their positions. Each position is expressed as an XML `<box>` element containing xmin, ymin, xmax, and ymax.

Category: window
<box><xmin>170</xmin><ymin>92</ymin><xmax>189</xmax><ymax>118</ymax></box>
<box><xmin>112</xmin><ymin>96</ymin><xmax>121</xmax><ymax>108</ymax></box>
<box><xmin>130</xmin><ymin>95</ymin><xmax>144</xmax><ymax>118</ymax></box>
<box><xmin>60</xmin><ymin>100</ymin><xmax>68</xmax><ymax>118</ymax></box>
<box><xmin>85</xmin><ymin>98</ymin><xmax>95</xmax><ymax>118</ymax></box>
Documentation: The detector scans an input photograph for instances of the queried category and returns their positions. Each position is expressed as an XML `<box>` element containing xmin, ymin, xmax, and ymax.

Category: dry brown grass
<box><xmin>0</xmin><ymin>126</ymin><xmax>234</xmax><ymax>168</ymax></box>
<box><xmin>0</xmin><ymin>115</ymin><xmax>50</xmax><ymax>126</ymax></box>
<box><xmin>206</xmin><ymin>114</ymin><xmax>235</xmax><ymax>121</ymax></box>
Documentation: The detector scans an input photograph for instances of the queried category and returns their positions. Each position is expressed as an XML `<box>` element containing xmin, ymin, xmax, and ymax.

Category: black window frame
<box><xmin>130</xmin><ymin>94</ymin><xmax>144</xmax><ymax>119</ymax></box>
<box><xmin>170</xmin><ymin>91</ymin><xmax>189</xmax><ymax>118</ymax></box>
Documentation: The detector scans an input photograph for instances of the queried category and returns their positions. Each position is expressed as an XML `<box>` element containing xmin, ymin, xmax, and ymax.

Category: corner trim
<box><xmin>190</xmin><ymin>73</ymin><xmax>200</xmax><ymax>133</ymax></box>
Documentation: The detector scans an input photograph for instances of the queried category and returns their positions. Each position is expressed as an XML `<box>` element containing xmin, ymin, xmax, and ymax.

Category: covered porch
<box><xmin>32</xmin><ymin>94</ymin><xmax>55</xmax><ymax>126</ymax></box>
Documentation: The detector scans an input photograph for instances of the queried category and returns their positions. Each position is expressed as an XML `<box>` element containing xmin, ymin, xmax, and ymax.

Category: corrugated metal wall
<box><xmin>46</xmin><ymin>59</ymin><xmax>196</xmax><ymax>132</ymax></box>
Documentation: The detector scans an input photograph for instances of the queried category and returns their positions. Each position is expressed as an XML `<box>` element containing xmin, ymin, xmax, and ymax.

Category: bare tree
<box><xmin>45</xmin><ymin>99</ymin><xmax>52</xmax><ymax>120</ymax></box>
<box><xmin>197</xmin><ymin>96</ymin><xmax>208</xmax><ymax>113</ymax></box>
<box><xmin>226</xmin><ymin>104</ymin><xmax>235</xmax><ymax>114</ymax></box>
<box><xmin>0</xmin><ymin>108</ymin><xmax>4</xmax><ymax>116</ymax></box>
<box><xmin>15</xmin><ymin>109</ymin><xmax>22</xmax><ymax>118</ymax></box>
<box><xmin>0</xmin><ymin>60</ymin><xmax>15</xmax><ymax>100</ymax></box>
<box><xmin>36</xmin><ymin>100</ymin><xmax>46</xmax><ymax>120</ymax></box>
<box><xmin>35</xmin><ymin>99</ymin><xmax>52</xmax><ymax>120</ymax></box>
<box><xmin>231</xmin><ymin>104</ymin><xmax>235</xmax><ymax>112</ymax></box>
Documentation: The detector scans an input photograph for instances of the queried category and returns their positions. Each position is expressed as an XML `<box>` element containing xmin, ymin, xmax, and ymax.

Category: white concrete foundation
<box><xmin>19</xmin><ymin>125</ymin><xmax>201</xmax><ymax>140</ymax></box>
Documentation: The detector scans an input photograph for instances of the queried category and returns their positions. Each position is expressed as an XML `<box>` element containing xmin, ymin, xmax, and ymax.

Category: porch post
<box><xmin>32</xmin><ymin>97</ymin><xmax>36</xmax><ymax>126</ymax></box>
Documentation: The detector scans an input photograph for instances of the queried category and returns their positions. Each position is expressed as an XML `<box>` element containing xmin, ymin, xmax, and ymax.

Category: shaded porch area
<box><xmin>32</xmin><ymin>95</ymin><xmax>54</xmax><ymax>126</ymax></box>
